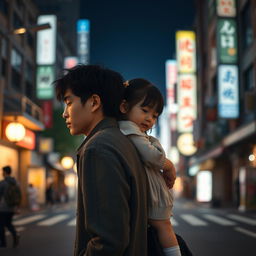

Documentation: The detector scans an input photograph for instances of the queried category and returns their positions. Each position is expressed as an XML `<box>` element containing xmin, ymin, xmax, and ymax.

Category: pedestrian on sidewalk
<box><xmin>0</xmin><ymin>166</ymin><xmax>21</xmax><ymax>248</ymax></box>
<box><xmin>27</xmin><ymin>183</ymin><xmax>39</xmax><ymax>211</ymax></box>
<box><xmin>54</xmin><ymin>64</ymin><xmax>148</xmax><ymax>255</ymax></box>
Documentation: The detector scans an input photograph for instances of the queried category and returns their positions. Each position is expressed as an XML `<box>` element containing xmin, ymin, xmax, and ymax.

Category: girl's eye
<box><xmin>142</xmin><ymin>108</ymin><xmax>148</xmax><ymax>113</ymax></box>
<box><xmin>153</xmin><ymin>115</ymin><xmax>158</xmax><ymax>119</ymax></box>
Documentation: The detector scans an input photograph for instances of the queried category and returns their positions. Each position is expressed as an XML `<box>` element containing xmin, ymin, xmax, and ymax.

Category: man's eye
<box><xmin>66</xmin><ymin>102</ymin><xmax>72</xmax><ymax>106</ymax></box>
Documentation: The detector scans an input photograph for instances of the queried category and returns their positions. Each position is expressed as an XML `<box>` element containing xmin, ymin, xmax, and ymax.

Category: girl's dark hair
<box><xmin>54</xmin><ymin>64</ymin><xmax>125</xmax><ymax>118</ymax></box>
<box><xmin>123</xmin><ymin>78</ymin><xmax>164</xmax><ymax>115</ymax></box>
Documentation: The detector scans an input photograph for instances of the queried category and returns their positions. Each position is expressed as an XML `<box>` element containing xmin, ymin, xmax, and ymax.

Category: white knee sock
<box><xmin>163</xmin><ymin>245</ymin><xmax>182</xmax><ymax>256</ymax></box>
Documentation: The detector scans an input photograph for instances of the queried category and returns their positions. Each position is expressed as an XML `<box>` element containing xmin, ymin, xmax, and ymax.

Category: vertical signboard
<box><xmin>217</xmin><ymin>19</ymin><xmax>237</xmax><ymax>64</ymax></box>
<box><xmin>42</xmin><ymin>101</ymin><xmax>53</xmax><ymax>128</ymax></box>
<box><xmin>165</xmin><ymin>60</ymin><xmax>177</xmax><ymax>112</ymax></box>
<box><xmin>177</xmin><ymin>74</ymin><xmax>197</xmax><ymax>133</ymax></box>
<box><xmin>217</xmin><ymin>0</ymin><xmax>236</xmax><ymax>17</ymax></box>
<box><xmin>77</xmin><ymin>19</ymin><xmax>90</xmax><ymax>64</ymax></box>
<box><xmin>36</xmin><ymin>15</ymin><xmax>57</xmax><ymax>65</ymax></box>
<box><xmin>218</xmin><ymin>65</ymin><xmax>239</xmax><ymax>118</ymax></box>
<box><xmin>36</xmin><ymin>66</ymin><xmax>55</xmax><ymax>99</ymax></box>
<box><xmin>176</xmin><ymin>31</ymin><xmax>196</xmax><ymax>73</ymax></box>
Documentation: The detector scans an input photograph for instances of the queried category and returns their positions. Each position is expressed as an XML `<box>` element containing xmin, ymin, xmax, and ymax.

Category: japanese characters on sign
<box><xmin>217</xmin><ymin>19</ymin><xmax>237</xmax><ymax>64</ymax></box>
<box><xmin>218</xmin><ymin>65</ymin><xmax>239</xmax><ymax>118</ymax></box>
<box><xmin>77</xmin><ymin>19</ymin><xmax>90</xmax><ymax>64</ymax></box>
<box><xmin>36</xmin><ymin>66</ymin><xmax>55</xmax><ymax>99</ymax></box>
<box><xmin>217</xmin><ymin>0</ymin><xmax>236</xmax><ymax>17</ymax></box>
<box><xmin>165</xmin><ymin>60</ymin><xmax>177</xmax><ymax>113</ymax></box>
<box><xmin>176</xmin><ymin>31</ymin><xmax>196</xmax><ymax>73</ymax></box>
<box><xmin>177</xmin><ymin>74</ymin><xmax>197</xmax><ymax>133</ymax></box>
<box><xmin>37</xmin><ymin>15</ymin><xmax>57</xmax><ymax>65</ymax></box>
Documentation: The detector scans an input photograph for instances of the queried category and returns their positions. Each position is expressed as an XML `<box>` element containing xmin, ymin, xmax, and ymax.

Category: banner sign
<box><xmin>217</xmin><ymin>19</ymin><xmax>237</xmax><ymax>64</ymax></box>
<box><xmin>166</xmin><ymin>60</ymin><xmax>177</xmax><ymax>113</ymax></box>
<box><xmin>177</xmin><ymin>74</ymin><xmax>197</xmax><ymax>133</ymax></box>
<box><xmin>218</xmin><ymin>65</ymin><xmax>239</xmax><ymax>118</ymax></box>
<box><xmin>36</xmin><ymin>65</ymin><xmax>55</xmax><ymax>99</ymax></box>
<box><xmin>77</xmin><ymin>19</ymin><xmax>90</xmax><ymax>64</ymax></box>
<box><xmin>176</xmin><ymin>31</ymin><xmax>196</xmax><ymax>73</ymax></box>
<box><xmin>37</xmin><ymin>15</ymin><xmax>57</xmax><ymax>65</ymax></box>
<box><xmin>217</xmin><ymin>0</ymin><xmax>236</xmax><ymax>17</ymax></box>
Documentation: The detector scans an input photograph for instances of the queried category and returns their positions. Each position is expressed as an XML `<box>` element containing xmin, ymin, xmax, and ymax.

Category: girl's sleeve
<box><xmin>128</xmin><ymin>134</ymin><xmax>166</xmax><ymax>169</ymax></box>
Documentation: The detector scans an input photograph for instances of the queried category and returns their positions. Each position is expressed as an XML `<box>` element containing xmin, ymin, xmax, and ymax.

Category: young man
<box><xmin>0</xmin><ymin>166</ymin><xmax>20</xmax><ymax>248</ymax></box>
<box><xmin>54</xmin><ymin>65</ymin><xmax>148</xmax><ymax>256</ymax></box>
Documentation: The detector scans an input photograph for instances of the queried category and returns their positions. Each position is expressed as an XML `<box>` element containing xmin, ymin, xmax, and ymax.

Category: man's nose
<box><xmin>62</xmin><ymin>107</ymin><xmax>68</xmax><ymax>119</ymax></box>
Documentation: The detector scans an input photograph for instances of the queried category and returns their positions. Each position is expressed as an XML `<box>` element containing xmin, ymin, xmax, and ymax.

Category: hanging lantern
<box><xmin>5</xmin><ymin>122</ymin><xmax>26</xmax><ymax>142</ymax></box>
<box><xmin>60</xmin><ymin>156</ymin><xmax>74</xmax><ymax>169</ymax></box>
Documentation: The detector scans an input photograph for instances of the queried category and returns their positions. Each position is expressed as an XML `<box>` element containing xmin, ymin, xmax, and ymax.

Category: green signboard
<box><xmin>36</xmin><ymin>65</ymin><xmax>55</xmax><ymax>99</ymax></box>
<box><xmin>217</xmin><ymin>19</ymin><xmax>237</xmax><ymax>64</ymax></box>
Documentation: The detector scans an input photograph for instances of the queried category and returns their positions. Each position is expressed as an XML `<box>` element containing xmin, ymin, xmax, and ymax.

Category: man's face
<box><xmin>62</xmin><ymin>89</ymin><xmax>94</xmax><ymax>136</ymax></box>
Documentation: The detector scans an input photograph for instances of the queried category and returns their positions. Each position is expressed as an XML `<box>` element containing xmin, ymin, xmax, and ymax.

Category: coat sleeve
<box><xmin>81</xmin><ymin>146</ymin><xmax>130</xmax><ymax>256</ymax></box>
<box><xmin>128</xmin><ymin>134</ymin><xmax>166</xmax><ymax>170</ymax></box>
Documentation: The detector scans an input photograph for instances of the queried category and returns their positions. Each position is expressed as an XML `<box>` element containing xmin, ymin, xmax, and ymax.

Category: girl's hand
<box><xmin>162</xmin><ymin>170</ymin><xmax>175</xmax><ymax>189</ymax></box>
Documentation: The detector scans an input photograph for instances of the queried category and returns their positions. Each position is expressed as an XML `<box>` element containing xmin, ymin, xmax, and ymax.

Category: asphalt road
<box><xmin>0</xmin><ymin>199</ymin><xmax>255</xmax><ymax>256</ymax></box>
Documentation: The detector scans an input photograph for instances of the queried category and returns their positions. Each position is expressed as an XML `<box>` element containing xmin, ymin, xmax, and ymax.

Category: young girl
<box><xmin>119</xmin><ymin>78</ymin><xmax>181</xmax><ymax>256</ymax></box>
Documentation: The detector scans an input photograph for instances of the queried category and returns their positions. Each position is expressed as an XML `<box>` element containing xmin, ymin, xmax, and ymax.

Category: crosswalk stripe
<box><xmin>227</xmin><ymin>214</ymin><xmax>256</xmax><ymax>225</ymax></box>
<box><xmin>203</xmin><ymin>214</ymin><xmax>236</xmax><ymax>226</ymax></box>
<box><xmin>170</xmin><ymin>217</ymin><xmax>178</xmax><ymax>226</ymax></box>
<box><xmin>181</xmin><ymin>214</ymin><xmax>208</xmax><ymax>226</ymax></box>
<box><xmin>14</xmin><ymin>214</ymin><xmax>46</xmax><ymax>225</ymax></box>
<box><xmin>6</xmin><ymin>226</ymin><xmax>25</xmax><ymax>236</ymax></box>
<box><xmin>37</xmin><ymin>214</ymin><xmax>69</xmax><ymax>226</ymax></box>
<box><xmin>68</xmin><ymin>218</ymin><xmax>76</xmax><ymax>226</ymax></box>
<box><xmin>235</xmin><ymin>227</ymin><xmax>256</xmax><ymax>238</ymax></box>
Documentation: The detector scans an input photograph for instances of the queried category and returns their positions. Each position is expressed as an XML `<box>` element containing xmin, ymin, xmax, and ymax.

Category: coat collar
<box><xmin>77</xmin><ymin>117</ymin><xmax>118</xmax><ymax>154</ymax></box>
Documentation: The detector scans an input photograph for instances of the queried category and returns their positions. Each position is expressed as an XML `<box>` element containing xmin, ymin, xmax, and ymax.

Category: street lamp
<box><xmin>5</xmin><ymin>122</ymin><xmax>26</xmax><ymax>142</ymax></box>
<box><xmin>60</xmin><ymin>156</ymin><xmax>74</xmax><ymax>170</ymax></box>
<box><xmin>12</xmin><ymin>23</ymin><xmax>51</xmax><ymax>35</ymax></box>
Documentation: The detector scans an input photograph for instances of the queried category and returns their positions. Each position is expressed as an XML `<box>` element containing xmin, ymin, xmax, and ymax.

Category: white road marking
<box><xmin>235</xmin><ymin>227</ymin><xmax>256</xmax><ymax>238</ymax></box>
<box><xmin>37</xmin><ymin>214</ymin><xmax>69</xmax><ymax>226</ymax></box>
<box><xmin>181</xmin><ymin>214</ymin><xmax>208</xmax><ymax>226</ymax></box>
<box><xmin>6</xmin><ymin>226</ymin><xmax>25</xmax><ymax>236</ymax></box>
<box><xmin>227</xmin><ymin>214</ymin><xmax>256</xmax><ymax>225</ymax></box>
<box><xmin>68</xmin><ymin>218</ymin><xmax>76</xmax><ymax>226</ymax></box>
<box><xmin>14</xmin><ymin>214</ymin><xmax>46</xmax><ymax>225</ymax></box>
<box><xmin>170</xmin><ymin>217</ymin><xmax>178</xmax><ymax>226</ymax></box>
<box><xmin>203</xmin><ymin>214</ymin><xmax>236</xmax><ymax>226</ymax></box>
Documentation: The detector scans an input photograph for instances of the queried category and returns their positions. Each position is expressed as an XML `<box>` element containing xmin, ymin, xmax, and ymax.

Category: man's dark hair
<box><xmin>54</xmin><ymin>65</ymin><xmax>125</xmax><ymax>118</ymax></box>
<box><xmin>2</xmin><ymin>166</ymin><xmax>11</xmax><ymax>175</ymax></box>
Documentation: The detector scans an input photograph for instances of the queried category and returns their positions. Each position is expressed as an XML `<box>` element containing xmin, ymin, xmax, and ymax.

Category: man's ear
<box><xmin>120</xmin><ymin>100</ymin><xmax>128</xmax><ymax>114</ymax></box>
<box><xmin>90</xmin><ymin>94</ymin><xmax>102</xmax><ymax>112</ymax></box>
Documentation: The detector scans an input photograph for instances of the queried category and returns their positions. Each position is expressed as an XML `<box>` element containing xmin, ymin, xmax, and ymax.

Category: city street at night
<box><xmin>0</xmin><ymin>200</ymin><xmax>255</xmax><ymax>256</ymax></box>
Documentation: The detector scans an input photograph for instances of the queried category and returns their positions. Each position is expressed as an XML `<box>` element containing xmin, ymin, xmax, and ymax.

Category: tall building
<box><xmin>190</xmin><ymin>0</ymin><xmax>256</xmax><ymax>210</ymax></box>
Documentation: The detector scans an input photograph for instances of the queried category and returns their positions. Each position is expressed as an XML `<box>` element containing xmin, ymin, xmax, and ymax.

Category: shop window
<box><xmin>244</xmin><ymin>66</ymin><xmax>254</xmax><ymax>92</ymax></box>
<box><xmin>0</xmin><ymin>0</ymin><xmax>8</xmax><ymax>16</ymax></box>
<box><xmin>241</xmin><ymin>2</ymin><xmax>253</xmax><ymax>51</ymax></box>
<box><xmin>11</xmin><ymin>48</ymin><xmax>22</xmax><ymax>91</ymax></box>
<box><xmin>1</xmin><ymin>38</ymin><xmax>7</xmax><ymax>77</ymax></box>
<box><xmin>25</xmin><ymin>63</ymin><xmax>34</xmax><ymax>98</ymax></box>
<box><xmin>13</xmin><ymin>12</ymin><xmax>23</xmax><ymax>29</ymax></box>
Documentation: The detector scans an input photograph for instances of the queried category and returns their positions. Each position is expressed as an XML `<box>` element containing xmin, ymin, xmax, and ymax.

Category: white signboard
<box><xmin>218</xmin><ymin>65</ymin><xmax>239</xmax><ymax>118</ymax></box>
<box><xmin>197</xmin><ymin>171</ymin><xmax>212</xmax><ymax>202</ymax></box>
<box><xmin>166</xmin><ymin>60</ymin><xmax>177</xmax><ymax>114</ymax></box>
<box><xmin>177</xmin><ymin>74</ymin><xmax>197</xmax><ymax>133</ymax></box>
<box><xmin>217</xmin><ymin>0</ymin><xmax>236</xmax><ymax>17</ymax></box>
<box><xmin>36</xmin><ymin>15</ymin><xmax>57</xmax><ymax>65</ymax></box>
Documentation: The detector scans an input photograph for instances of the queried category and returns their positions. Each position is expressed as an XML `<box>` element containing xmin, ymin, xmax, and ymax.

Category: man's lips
<box><xmin>66</xmin><ymin>123</ymin><xmax>71</xmax><ymax>128</ymax></box>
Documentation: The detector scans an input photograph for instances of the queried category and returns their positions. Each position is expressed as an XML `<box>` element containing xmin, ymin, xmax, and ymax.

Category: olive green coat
<box><xmin>74</xmin><ymin>118</ymin><xmax>148</xmax><ymax>256</ymax></box>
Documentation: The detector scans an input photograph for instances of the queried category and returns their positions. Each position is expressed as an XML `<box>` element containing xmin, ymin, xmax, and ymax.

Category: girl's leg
<box><xmin>149</xmin><ymin>219</ymin><xmax>181</xmax><ymax>256</ymax></box>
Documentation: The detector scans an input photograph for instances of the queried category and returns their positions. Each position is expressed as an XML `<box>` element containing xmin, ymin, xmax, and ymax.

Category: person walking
<box><xmin>54</xmin><ymin>64</ymin><xmax>148</xmax><ymax>256</ymax></box>
<box><xmin>27</xmin><ymin>183</ymin><xmax>39</xmax><ymax>211</ymax></box>
<box><xmin>0</xmin><ymin>166</ymin><xmax>21</xmax><ymax>248</ymax></box>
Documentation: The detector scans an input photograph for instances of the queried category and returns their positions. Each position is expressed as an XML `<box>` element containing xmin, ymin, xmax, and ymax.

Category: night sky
<box><xmin>80</xmin><ymin>0</ymin><xmax>195</xmax><ymax>98</ymax></box>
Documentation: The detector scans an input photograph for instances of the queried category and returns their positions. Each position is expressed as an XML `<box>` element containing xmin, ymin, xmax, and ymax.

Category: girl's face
<box><xmin>122</xmin><ymin>99</ymin><xmax>159</xmax><ymax>132</ymax></box>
